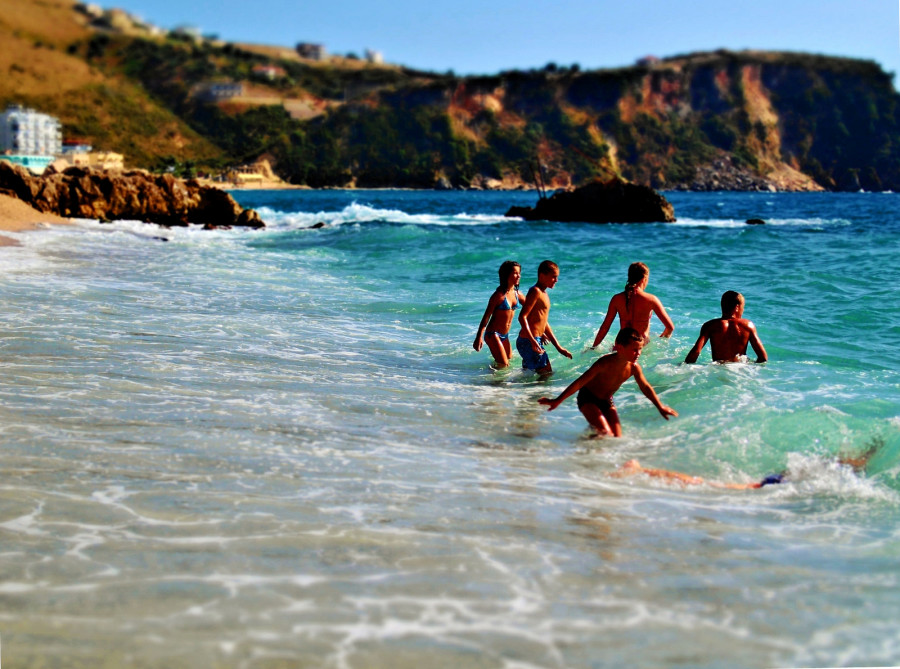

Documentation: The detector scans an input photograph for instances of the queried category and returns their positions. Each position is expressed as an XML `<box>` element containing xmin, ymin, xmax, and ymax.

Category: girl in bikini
<box><xmin>473</xmin><ymin>260</ymin><xmax>526</xmax><ymax>368</ymax></box>
<box><xmin>592</xmin><ymin>262</ymin><xmax>674</xmax><ymax>349</ymax></box>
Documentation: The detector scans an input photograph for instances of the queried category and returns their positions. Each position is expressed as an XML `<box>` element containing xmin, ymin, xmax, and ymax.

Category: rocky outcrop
<box><xmin>505</xmin><ymin>177</ymin><xmax>675</xmax><ymax>223</ymax></box>
<box><xmin>0</xmin><ymin>161</ymin><xmax>264</xmax><ymax>228</ymax></box>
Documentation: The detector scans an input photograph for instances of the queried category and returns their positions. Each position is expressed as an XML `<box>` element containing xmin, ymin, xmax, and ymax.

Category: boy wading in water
<box><xmin>593</xmin><ymin>262</ymin><xmax>674</xmax><ymax>349</ymax></box>
<box><xmin>516</xmin><ymin>260</ymin><xmax>572</xmax><ymax>376</ymax></box>
<box><xmin>538</xmin><ymin>327</ymin><xmax>677</xmax><ymax>437</ymax></box>
<box><xmin>684</xmin><ymin>290</ymin><xmax>768</xmax><ymax>363</ymax></box>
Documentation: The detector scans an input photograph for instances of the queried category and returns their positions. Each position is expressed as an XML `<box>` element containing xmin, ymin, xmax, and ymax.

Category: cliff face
<box><xmin>297</xmin><ymin>51</ymin><xmax>900</xmax><ymax>191</ymax></box>
<box><xmin>3</xmin><ymin>0</ymin><xmax>897</xmax><ymax>190</ymax></box>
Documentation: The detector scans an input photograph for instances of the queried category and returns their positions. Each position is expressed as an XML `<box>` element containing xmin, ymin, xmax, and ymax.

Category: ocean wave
<box><xmin>256</xmin><ymin>203</ymin><xmax>511</xmax><ymax>230</ymax></box>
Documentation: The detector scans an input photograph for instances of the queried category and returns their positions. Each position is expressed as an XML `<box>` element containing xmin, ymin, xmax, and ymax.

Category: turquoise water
<box><xmin>0</xmin><ymin>190</ymin><xmax>898</xmax><ymax>668</ymax></box>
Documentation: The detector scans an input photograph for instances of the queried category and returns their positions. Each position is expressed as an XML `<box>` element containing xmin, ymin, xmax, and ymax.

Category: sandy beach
<box><xmin>0</xmin><ymin>193</ymin><xmax>71</xmax><ymax>245</ymax></box>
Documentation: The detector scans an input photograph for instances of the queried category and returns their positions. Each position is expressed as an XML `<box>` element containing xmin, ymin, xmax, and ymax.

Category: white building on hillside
<box><xmin>0</xmin><ymin>105</ymin><xmax>62</xmax><ymax>155</ymax></box>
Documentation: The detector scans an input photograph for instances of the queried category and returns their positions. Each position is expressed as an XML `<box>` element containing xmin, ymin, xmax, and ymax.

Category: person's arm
<box><xmin>684</xmin><ymin>323</ymin><xmax>710</xmax><ymax>364</ymax></box>
<box><xmin>537</xmin><ymin>360</ymin><xmax>600</xmax><ymax>410</ymax></box>
<box><xmin>747</xmin><ymin>323</ymin><xmax>767</xmax><ymax>363</ymax></box>
<box><xmin>632</xmin><ymin>363</ymin><xmax>678</xmax><ymax>419</ymax></box>
<box><xmin>473</xmin><ymin>291</ymin><xmax>502</xmax><ymax>351</ymax></box>
<box><xmin>517</xmin><ymin>288</ymin><xmax>543</xmax><ymax>353</ymax></box>
<box><xmin>592</xmin><ymin>297</ymin><xmax>618</xmax><ymax>348</ymax></box>
<box><xmin>652</xmin><ymin>297</ymin><xmax>675</xmax><ymax>338</ymax></box>
<box><xmin>543</xmin><ymin>323</ymin><xmax>573</xmax><ymax>359</ymax></box>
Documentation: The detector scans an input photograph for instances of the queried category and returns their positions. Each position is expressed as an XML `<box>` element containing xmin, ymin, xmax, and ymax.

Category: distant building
<box><xmin>62</xmin><ymin>138</ymin><xmax>94</xmax><ymax>154</ymax></box>
<box><xmin>193</xmin><ymin>81</ymin><xmax>244</xmax><ymax>103</ymax></box>
<box><xmin>296</xmin><ymin>42</ymin><xmax>327</xmax><ymax>61</ymax></box>
<box><xmin>0</xmin><ymin>155</ymin><xmax>55</xmax><ymax>174</ymax></box>
<box><xmin>636</xmin><ymin>55</ymin><xmax>661</xmax><ymax>67</ymax></box>
<box><xmin>172</xmin><ymin>25</ymin><xmax>202</xmax><ymax>42</ymax></box>
<box><xmin>0</xmin><ymin>105</ymin><xmax>62</xmax><ymax>156</ymax></box>
<box><xmin>251</xmin><ymin>64</ymin><xmax>287</xmax><ymax>81</ymax></box>
<box><xmin>365</xmin><ymin>49</ymin><xmax>384</xmax><ymax>65</ymax></box>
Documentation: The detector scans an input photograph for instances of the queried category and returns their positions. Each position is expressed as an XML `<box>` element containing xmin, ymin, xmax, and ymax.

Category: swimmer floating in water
<box><xmin>611</xmin><ymin>439</ymin><xmax>882</xmax><ymax>489</ymax></box>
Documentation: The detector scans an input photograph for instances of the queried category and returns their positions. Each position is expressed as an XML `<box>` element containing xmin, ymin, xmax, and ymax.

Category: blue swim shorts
<box><xmin>516</xmin><ymin>336</ymin><xmax>550</xmax><ymax>371</ymax></box>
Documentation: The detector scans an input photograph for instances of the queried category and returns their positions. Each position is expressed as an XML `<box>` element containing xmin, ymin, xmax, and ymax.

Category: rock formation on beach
<box><xmin>0</xmin><ymin>162</ymin><xmax>264</xmax><ymax>229</ymax></box>
<box><xmin>505</xmin><ymin>177</ymin><xmax>675</xmax><ymax>223</ymax></box>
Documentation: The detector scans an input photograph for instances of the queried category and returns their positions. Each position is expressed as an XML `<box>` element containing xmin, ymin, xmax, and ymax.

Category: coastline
<box><xmin>0</xmin><ymin>193</ymin><xmax>71</xmax><ymax>245</ymax></box>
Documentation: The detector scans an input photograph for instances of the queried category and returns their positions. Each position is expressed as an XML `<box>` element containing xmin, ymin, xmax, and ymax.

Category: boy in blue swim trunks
<box><xmin>516</xmin><ymin>260</ymin><xmax>573</xmax><ymax>376</ymax></box>
<box><xmin>538</xmin><ymin>327</ymin><xmax>677</xmax><ymax>436</ymax></box>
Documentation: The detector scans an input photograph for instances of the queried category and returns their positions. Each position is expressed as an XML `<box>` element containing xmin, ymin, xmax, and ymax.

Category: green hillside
<box><xmin>3</xmin><ymin>0</ymin><xmax>899</xmax><ymax>190</ymax></box>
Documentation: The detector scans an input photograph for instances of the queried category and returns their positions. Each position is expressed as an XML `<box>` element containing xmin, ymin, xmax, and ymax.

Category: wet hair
<box><xmin>721</xmin><ymin>290</ymin><xmax>744</xmax><ymax>316</ymax></box>
<box><xmin>624</xmin><ymin>262</ymin><xmax>649</xmax><ymax>308</ymax></box>
<box><xmin>497</xmin><ymin>260</ymin><xmax>521</xmax><ymax>291</ymax></box>
<box><xmin>614</xmin><ymin>327</ymin><xmax>643</xmax><ymax>346</ymax></box>
<box><xmin>537</xmin><ymin>260</ymin><xmax>558</xmax><ymax>276</ymax></box>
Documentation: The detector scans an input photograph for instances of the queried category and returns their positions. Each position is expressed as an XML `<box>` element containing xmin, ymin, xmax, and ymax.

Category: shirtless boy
<box><xmin>538</xmin><ymin>327</ymin><xmax>677</xmax><ymax>436</ymax></box>
<box><xmin>684</xmin><ymin>291</ymin><xmax>768</xmax><ymax>364</ymax></box>
<box><xmin>516</xmin><ymin>260</ymin><xmax>573</xmax><ymax>375</ymax></box>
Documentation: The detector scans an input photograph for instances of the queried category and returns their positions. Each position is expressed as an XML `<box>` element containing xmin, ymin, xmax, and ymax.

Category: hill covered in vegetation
<box><xmin>2</xmin><ymin>0</ymin><xmax>898</xmax><ymax>191</ymax></box>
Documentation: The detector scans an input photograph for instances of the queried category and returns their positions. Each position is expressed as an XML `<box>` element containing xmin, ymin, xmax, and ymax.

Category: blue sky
<box><xmin>107</xmin><ymin>0</ymin><xmax>899</xmax><ymax>83</ymax></box>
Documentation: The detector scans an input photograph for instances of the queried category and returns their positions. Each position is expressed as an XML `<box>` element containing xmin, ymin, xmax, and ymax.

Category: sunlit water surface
<box><xmin>0</xmin><ymin>190</ymin><xmax>898</xmax><ymax>668</ymax></box>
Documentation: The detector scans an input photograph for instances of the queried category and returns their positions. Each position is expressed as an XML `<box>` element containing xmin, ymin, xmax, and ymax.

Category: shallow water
<box><xmin>0</xmin><ymin>190</ymin><xmax>898</xmax><ymax>668</ymax></box>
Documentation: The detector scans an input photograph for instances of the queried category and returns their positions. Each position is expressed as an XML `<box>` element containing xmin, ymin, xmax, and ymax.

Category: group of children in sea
<box><xmin>469</xmin><ymin>259</ymin><xmax>844</xmax><ymax>489</ymax></box>
<box><xmin>474</xmin><ymin>259</ymin><xmax>768</xmax><ymax>438</ymax></box>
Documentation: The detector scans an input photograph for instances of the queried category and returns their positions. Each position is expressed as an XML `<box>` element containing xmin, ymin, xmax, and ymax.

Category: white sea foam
<box><xmin>256</xmin><ymin>203</ymin><xmax>510</xmax><ymax>230</ymax></box>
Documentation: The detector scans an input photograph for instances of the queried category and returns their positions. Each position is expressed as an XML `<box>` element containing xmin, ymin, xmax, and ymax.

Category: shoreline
<box><xmin>0</xmin><ymin>193</ymin><xmax>71</xmax><ymax>245</ymax></box>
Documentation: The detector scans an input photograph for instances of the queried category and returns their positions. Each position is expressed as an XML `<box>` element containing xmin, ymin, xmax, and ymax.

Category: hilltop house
<box><xmin>296</xmin><ymin>43</ymin><xmax>327</xmax><ymax>61</ymax></box>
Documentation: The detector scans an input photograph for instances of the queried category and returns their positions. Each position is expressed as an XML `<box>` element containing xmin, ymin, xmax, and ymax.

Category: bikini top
<box><xmin>496</xmin><ymin>290</ymin><xmax>520</xmax><ymax>311</ymax></box>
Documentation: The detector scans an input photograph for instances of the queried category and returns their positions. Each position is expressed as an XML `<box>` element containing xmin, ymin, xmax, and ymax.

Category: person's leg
<box><xmin>579</xmin><ymin>404</ymin><xmax>614</xmax><ymax>435</ymax></box>
<box><xmin>598</xmin><ymin>401</ymin><xmax>622</xmax><ymax>437</ymax></box>
<box><xmin>485</xmin><ymin>333</ymin><xmax>510</xmax><ymax>367</ymax></box>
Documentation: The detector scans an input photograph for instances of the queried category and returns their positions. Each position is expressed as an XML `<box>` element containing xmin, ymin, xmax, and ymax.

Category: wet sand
<box><xmin>0</xmin><ymin>193</ymin><xmax>71</xmax><ymax>245</ymax></box>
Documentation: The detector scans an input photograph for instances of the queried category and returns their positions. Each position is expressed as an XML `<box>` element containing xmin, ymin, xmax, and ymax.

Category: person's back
<box><xmin>593</xmin><ymin>262</ymin><xmax>674</xmax><ymax>348</ymax></box>
<box><xmin>614</xmin><ymin>290</ymin><xmax>661</xmax><ymax>340</ymax></box>
<box><xmin>685</xmin><ymin>291</ymin><xmax>767</xmax><ymax>364</ymax></box>
<box><xmin>705</xmin><ymin>317</ymin><xmax>756</xmax><ymax>362</ymax></box>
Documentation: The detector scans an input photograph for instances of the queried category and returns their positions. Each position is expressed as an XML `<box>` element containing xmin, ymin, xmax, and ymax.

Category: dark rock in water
<box><xmin>309</xmin><ymin>221</ymin><xmax>327</xmax><ymax>229</ymax></box>
<box><xmin>746</xmin><ymin>218</ymin><xmax>766</xmax><ymax>225</ymax></box>
<box><xmin>504</xmin><ymin>176</ymin><xmax>675</xmax><ymax>223</ymax></box>
<box><xmin>0</xmin><ymin>161</ymin><xmax>264</xmax><ymax>228</ymax></box>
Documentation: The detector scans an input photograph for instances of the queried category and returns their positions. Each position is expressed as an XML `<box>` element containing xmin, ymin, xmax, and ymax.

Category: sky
<box><xmin>106</xmin><ymin>0</ymin><xmax>900</xmax><ymax>83</ymax></box>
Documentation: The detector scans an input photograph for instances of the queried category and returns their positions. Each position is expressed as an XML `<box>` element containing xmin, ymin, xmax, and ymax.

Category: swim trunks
<box><xmin>484</xmin><ymin>331</ymin><xmax>509</xmax><ymax>342</ymax></box>
<box><xmin>516</xmin><ymin>336</ymin><xmax>549</xmax><ymax>371</ymax></box>
<box><xmin>758</xmin><ymin>472</ymin><xmax>788</xmax><ymax>487</ymax></box>
<box><xmin>576</xmin><ymin>387</ymin><xmax>615</xmax><ymax>411</ymax></box>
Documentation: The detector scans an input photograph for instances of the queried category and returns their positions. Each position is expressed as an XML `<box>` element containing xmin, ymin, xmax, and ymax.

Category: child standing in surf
<box><xmin>473</xmin><ymin>260</ymin><xmax>527</xmax><ymax>368</ymax></box>
<box><xmin>538</xmin><ymin>327</ymin><xmax>677</xmax><ymax>436</ymax></box>
<box><xmin>592</xmin><ymin>262</ymin><xmax>674</xmax><ymax>349</ymax></box>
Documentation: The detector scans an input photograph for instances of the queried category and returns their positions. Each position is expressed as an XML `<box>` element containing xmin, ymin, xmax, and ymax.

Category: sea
<box><xmin>0</xmin><ymin>189</ymin><xmax>898</xmax><ymax>669</ymax></box>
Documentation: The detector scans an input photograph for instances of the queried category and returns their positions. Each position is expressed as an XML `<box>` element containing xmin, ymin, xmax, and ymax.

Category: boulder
<box><xmin>0</xmin><ymin>161</ymin><xmax>264</xmax><ymax>228</ymax></box>
<box><xmin>505</xmin><ymin>176</ymin><xmax>675</xmax><ymax>223</ymax></box>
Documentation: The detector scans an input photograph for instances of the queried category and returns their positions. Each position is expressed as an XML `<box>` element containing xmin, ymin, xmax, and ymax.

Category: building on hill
<box><xmin>193</xmin><ymin>81</ymin><xmax>245</xmax><ymax>103</ymax></box>
<box><xmin>365</xmin><ymin>49</ymin><xmax>384</xmax><ymax>65</ymax></box>
<box><xmin>296</xmin><ymin>43</ymin><xmax>327</xmax><ymax>61</ymax></box>
<box><xmin>0</xmin><ymin>105</ymin><xmax>62</xmax><ymax>156</ymax></box>
<box><xmin>251</xmin><ymin>65</ymin><xmax>287</xmax><ymax>81</ymax></box>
